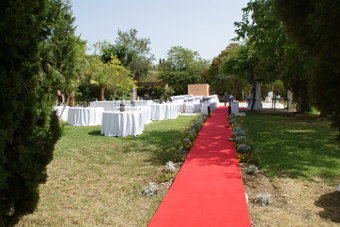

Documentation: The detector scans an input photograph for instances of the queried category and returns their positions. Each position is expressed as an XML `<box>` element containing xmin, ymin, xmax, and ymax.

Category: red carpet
<box><xmin>148</xmin><ymin>106</ymin><xmax>251</xmax><ymax>227</ymax></box>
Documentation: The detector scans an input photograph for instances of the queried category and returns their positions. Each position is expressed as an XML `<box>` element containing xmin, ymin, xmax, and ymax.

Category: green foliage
<box><xmin>273</xmin><ymin>0</ymin><xmax>340</xmax><ymax>134</ymax></box>
<box><xmin>84</xmin><ymin>55</ymin><xmax>134</xmax><ymax>100</ymax></box>
<box><xmin>220</xmin><ymin>44</ymin><xmax>259</xmax><ymax>109</ymax></box>
<box><xmin>231</xmin><ymin>0</ymin><xmax>312</xmax><ymax>112</ymax></box>
<box><xmin>158</xmin><ymin>46</ymin><xmax>209</xmax><ymax>95</ymax></box>
<box><xmin>96</xmin><ymin>28</ymin><xmax>154</xmax><ymax>81</ymax></box>
<box><xmin>204</xmin><ymin>43</ymin><xmax>250</xmax><ymax>98</ymax></box>
<box><xmin>261</xmin><ymin>80</ymin><xmax>285</xmax><ymax>98</ymax></box>
<box><xmin>234</xmin><ymin>0</ymin><xmax>286</xmax><ymax>70</ymax></box>
<box><xmin>0</xmin><ymin>0</ymin><xmax>63</xmax><ymax>225</ymax></box>
<box><xmin>237</xmin><ymin>153</ymin><xmax>260</xmax><ymax>164</ymax></box>
<box><xmin>242</xmin><ymin>111</ymin><xmax>340</xmax><ymax>180</ymax></box>
<box><xmin>157</xmin><ymin>172</ymin><xmax>176</xmax><ymax>183</ymax></box>
<box><xmin>40</xmin><ymin>0</ymin><xmax>86</xmax><ymax>104</ymax></box>
<box><xmin>137</xmin><ymin>86</ymin><xmax>174</xmax><ymax>101</ymax></box>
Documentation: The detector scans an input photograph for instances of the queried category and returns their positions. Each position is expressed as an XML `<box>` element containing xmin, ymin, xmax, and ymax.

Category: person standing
<box><xmin>246</xmin><ymin>95</ymin><xmax>252</xmax><ymax>110</ymax></box>
<box><xmin>55</xmin><ymin>90</ymin><xmax>64</xmax><ymax>106</ymax></box>
<box><xmin>228</xmin><ymin>95</ymin><xmax>234</xmax><ymax>114</ymax></box>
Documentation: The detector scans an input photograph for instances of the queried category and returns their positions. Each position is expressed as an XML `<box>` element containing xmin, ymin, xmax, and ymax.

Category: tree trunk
<box><xmin>287</xmin><ymin>90</ymin><xmax>293</xmax><ymax>111</ymax></box>
<box><xmin>251</xmin><ymin>81</ymin><xmax>256</xmax><ymax>110</ymax></box>
<box><xmin>296</xmin><ymin>95</ymin><xmax>310</xmax><ymax>112</ymax></box>
<box><xmin>100</xmin><ymin>85</ymin><xmax>105</xmax><ymax>101</ymax></box>
<box><xmin>295</xmin><ymin>82</ymin><xmax>310</xmax><ymax>113</ymax></box>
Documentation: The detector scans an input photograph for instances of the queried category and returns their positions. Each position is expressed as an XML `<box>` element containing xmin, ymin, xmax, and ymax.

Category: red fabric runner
<box><xmin>148</xmin><ymin>106</ymin><xmax>251</xmax><ymax>227</ymax></box>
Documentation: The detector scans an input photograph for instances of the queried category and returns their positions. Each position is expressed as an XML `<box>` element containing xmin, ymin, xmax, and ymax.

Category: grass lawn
<box><xmin>18</xmin><ymin>115</ymin><xmax>197</xmax><ymax>227</ymax></box>
<box><xmin>241</xmin><ymin>111</ymin><xmax>340</xmax><ymax>181</ymax></box>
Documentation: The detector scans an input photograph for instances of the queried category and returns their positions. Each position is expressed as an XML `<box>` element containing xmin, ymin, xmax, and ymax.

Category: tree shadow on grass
<box><xmin>244</xmin><ymin>112</ymin><xmax>340</xmax><ymax>180</ymax></box>
<box><xmin>124</xmin><ymin>129</ymin><xmax>185</xmax><ymax>165</ymax></box>
<box><xmin>314</xmin><ymin>191</ymin><xmax>340</xmax><ymax>223</ymax></box>
<box><xmin>88</xmin><ymin>130</ymin><xmax>102</xmax><ymax>136</ymax></box>
<box><xmin>87</xmin><ymin>127</ymin><xmax>187</xmax><ymax>164</ymax></box>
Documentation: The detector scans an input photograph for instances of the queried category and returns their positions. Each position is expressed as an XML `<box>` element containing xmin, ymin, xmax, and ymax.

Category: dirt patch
<box><xmin>240</xmin><ymin>163</ymin><xmax>340</xmax><ymax>227</ymax></box>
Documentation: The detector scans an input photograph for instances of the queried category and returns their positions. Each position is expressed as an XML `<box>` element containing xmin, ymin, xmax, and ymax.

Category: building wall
<box><xmin>188</xmin><ymin>84</ymin><xmax>209</xmax><ymax>96</ymax></box>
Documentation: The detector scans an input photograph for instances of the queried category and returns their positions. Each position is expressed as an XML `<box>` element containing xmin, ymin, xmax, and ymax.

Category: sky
<box><xmin>70</xmin><ymin>0</ymin><xmax>249</xmax><ymax>62</ymax></box>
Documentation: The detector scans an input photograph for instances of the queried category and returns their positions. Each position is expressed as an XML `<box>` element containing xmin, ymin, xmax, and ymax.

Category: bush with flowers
<box><xmin>227</xmin><ymin>113</ymin><xmax>259</xmax><ymax>164</ymax></box>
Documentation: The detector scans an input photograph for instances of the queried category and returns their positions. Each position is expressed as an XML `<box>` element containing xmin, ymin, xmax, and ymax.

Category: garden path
<box><xmin>148</xmin><ymin>106</ymin><xmax>250</xmax><ymax>227</ymax></box>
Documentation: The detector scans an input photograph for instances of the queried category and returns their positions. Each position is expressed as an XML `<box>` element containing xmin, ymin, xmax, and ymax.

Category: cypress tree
<box><xmin>0</xmin><ymin>0</ymin><xmax>61</xmax><ymax>226</ymax></box>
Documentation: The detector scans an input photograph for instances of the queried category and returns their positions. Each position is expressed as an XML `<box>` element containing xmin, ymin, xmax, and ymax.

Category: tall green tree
<box><xmin>0</xmin><ymin>0</ymin><xmax>64</xmax><ymax>226</ymax></box>
<box><xmin>234</xmin><ymin>0</ymin><xmax>312</xmax><ymax>111</ymax></box>
<box><xmin>220</xmin><ymin>44</ymin><xmax>259</xmax><ymax>109</ymax></box>
<box><xmin>204</xmin><ymin>43</ymin><xmax>249</xmax><ymax>99</ymax></box>
<box><xmin>158</xmin><ymin>46</ymin><xmax>209</xmax><ymax>95</ymax></box>
<box><xmin>85</xmin><ymin>56</ymin><xmax>134</xmax><ymax>100</ymax></box>
<box><xmin>41</xmin><ymin>0</ymin><xmax>86</xmax><ymax>106</ymax></box>
<box><xmin>98</xmin><ymin>29</ymin><xmax>154</xmax><ymax>81</ymax></box>
<box><xmin>274</xmin><ymin>0</ymin><xmax>340</xmax><ymax>133</ymax></box>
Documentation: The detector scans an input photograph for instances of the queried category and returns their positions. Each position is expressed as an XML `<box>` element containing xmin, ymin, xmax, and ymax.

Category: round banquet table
<box><xmin>112</xmin><ymin>106</ymin><xmax>152</xmax><ymax>125</ymax></box>
<box><xmin>67</xmin><ymin>107</ymin><xmax>104</xmax><ymax>126</ymax></box>
<box><xmin>101</xmin><ymin>111</ymin><xmax>144</xmax><ymax>137</ymax></box>
<box><xmin>149</xmin><ymin>103</ymin><xmax>178</xmax><ymax>121</ymax></box>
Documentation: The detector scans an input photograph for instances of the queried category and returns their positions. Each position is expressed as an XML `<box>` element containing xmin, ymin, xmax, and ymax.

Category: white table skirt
<box><xmin>184</xmin><ymin>103</ymin><xmax>201</xmax><ymax>113</ymax></box>
<box><xmin>67</xmin><ymin>107</ymin><xmax>104</xmax><ymax>126</ymax></box>
<box><xmin>140</xmin><ymin>106</ymin><xmax>152</xmax><ymax>124</ymax></box>
<box><xmin>53</xmin><ymin>106</ymin><xmax>69</xmax><ymax>121</ymax></box>
<box><xmin>149</xmin><ymin>103</ymin><xmax>178</xmax><ymax>121</ymax></box>
<box><xmin>173</xmin><ymin>103</ymin><xmax>184</xmax><ymax>113</ymax></box>
<box><xmin>231</xmin><ymin>101</ymin><xmax>239</xmax><ymax>114</ymax></box>
<box><xmin>112</xmin><ymin>106</ymin><xmax>152</xmax><ymax>125</ymax></box>
<box><xmin>101</xmin><ymin>111</ymin><xmax>144</xmax><ymax>137</ymax></box>
<box><xmin>201</xmin><ymin>102</ymin><xmax>218</xmax><ymax>114</ymax></box>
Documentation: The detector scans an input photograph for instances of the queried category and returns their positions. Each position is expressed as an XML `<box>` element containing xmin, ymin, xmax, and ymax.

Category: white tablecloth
<box><xmin>139</xmin><ymin>106</ymin><xmax>152</xmax><ymax>124</ymax></box>
<box><xmin>101</xmin><ymin>111</ymin><xmax>144</xmax><ymax>137</ymax></box>
<box><xmin>184</xmin><ymin>103</ymin><xmax>201</xmax><ymax>113</ymax></box>
<box><xmin>67</xmin><ymin>107</ymin><xmax>104</xmax><ymax>126</ymax></box>
<box><xmin>149</xmin><ymin>103</ymin><xmax>178</xmax><ymax>120</ymax></box>
<box><xmin>90</xmin><ymin>100</ymin><xmax>154</xmax><ymax>111</ymax></box>
<box><xmin>112</xmin><ymin>106</ymin><xmax>152</xmax><ymax>125</ymax></box>
<box><xmin>53</xmin><ymin>106</ymin><xmax>69</xmax><ymax>121</ymax></box>
<box><xmin>201</xmin><ymin>102</ymin><xmax>218</xmax><ymax>114</ymax></box>
<box><xmin>231</xmin><ymin>101</ymin><xmax>239</xmax><ymax>114</ymax></box>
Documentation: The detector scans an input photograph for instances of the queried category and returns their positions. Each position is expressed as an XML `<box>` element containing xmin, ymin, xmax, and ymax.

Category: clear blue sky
<box><xmin>70</xmin><ymin>0</ymin><xmax>249</xmax><ymax>61</ymax></box>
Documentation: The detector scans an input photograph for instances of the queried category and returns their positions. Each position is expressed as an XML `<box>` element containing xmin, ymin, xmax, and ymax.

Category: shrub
<box><xmin>230</xmin><ymin>118</ymin><xmax>238</xmax><ymax>125</ymax></box>
<box><xmin>157</xmin><ymin>172</ymin><xmax>176</xmax><ymax>183</ymax></box>
<box><xmin>182</xmin><ymin>138</ymin><xmax>193</xmax><ymax>150</ymax></box>
<box><xmin>236</xmin><ymin>144</ymin><xmax>251</xmax><ymax>154</ymax></box>
<box><xmin>164</xmin><ymin>161</ymin><xmax>175</xmax><ymax>173</ymax></box>
<box><xmin>246</xmin><ymin>165</ymin><xmax>258</xmax><ymax>175</ymax></box>
<box><xmin>237</xmin><ymin>153</ymin><xmax>259</xmax><ymax>164</ymax></box>
<box><xmin>235</xmin><ymin>136</ymin><xmax>246</xmax><ymax>144</ymax></box>
<box><xmin>231</xmin><ymin>122</ymin><xmax>239</xmax><ymax>127</ymax></box>
<box><xmin>186</xmin><ymin>129</ymin><xmax>198</xmax><ymax>141</ymax></box>
<box><xmin>141</xmin><ymin>183</ymin><xmax>158</xmax><ymax>196</ymax></box>
<box><xmin>253</xmin><ymin>194</ymin><xmax>273</xmax><ymax>206</ymax></box>
<box><xmin>232</xmin><ymin>127</ymin><xmax>246</xmax><ymax>136</ymax></box>
<box><xmin>228</xmin><ymin>113</ymin><xmax>236</xmax><ymax>120</ymax></box>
